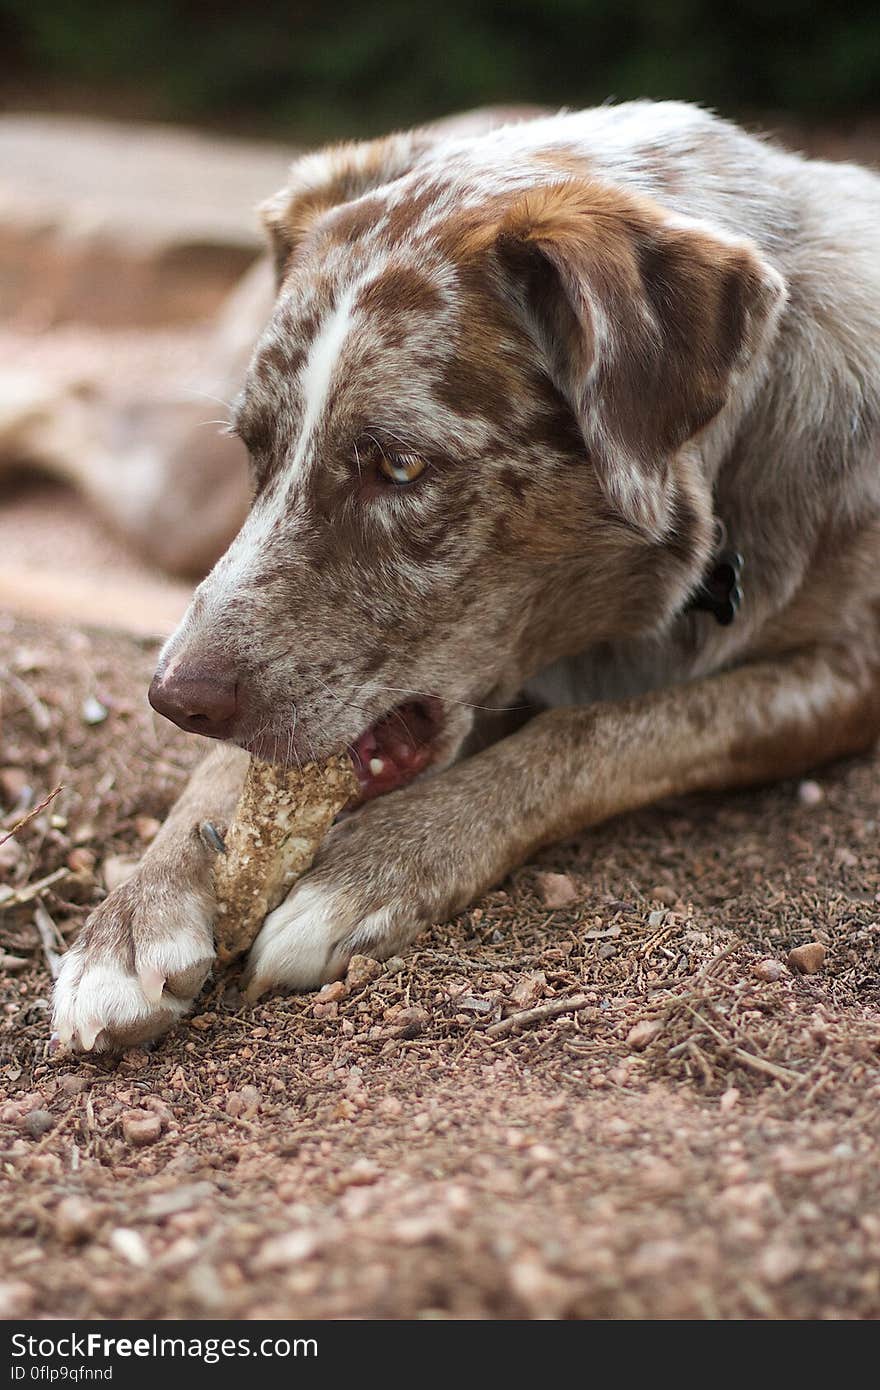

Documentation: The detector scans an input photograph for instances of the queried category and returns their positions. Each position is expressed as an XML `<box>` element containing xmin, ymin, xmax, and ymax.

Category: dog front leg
<box><xmin>52</xmin><ymin>743</ymin><xmax>249</xmax><ymax>1052</ymax></box>
<box><xmin>246</xmin><ymin>645</ymin><xmax>879</xmax><ymax>993</ymax></box>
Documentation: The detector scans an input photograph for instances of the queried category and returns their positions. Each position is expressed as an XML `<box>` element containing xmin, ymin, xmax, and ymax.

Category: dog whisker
<box><xmin>181</xmin><ymin>388</ymin><xmax>238</xmax><ymax>416</ymax></box>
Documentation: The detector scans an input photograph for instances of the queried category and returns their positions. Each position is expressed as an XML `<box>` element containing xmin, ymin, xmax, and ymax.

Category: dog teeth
<box><xmin>369</xmin><ymin>757</ymin><xmax>385</xmax><ymax>776</ymax></box>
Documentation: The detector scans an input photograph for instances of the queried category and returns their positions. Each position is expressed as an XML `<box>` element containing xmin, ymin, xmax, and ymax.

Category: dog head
<box><xmin>151</xmin><ymin>130</ymin><xmax>785</xmax><ymax>798</ymax></box>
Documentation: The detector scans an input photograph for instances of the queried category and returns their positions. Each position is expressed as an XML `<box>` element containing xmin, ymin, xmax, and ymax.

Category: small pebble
<box><xmin>0</xmin><ymin>839</ymin><xmax>23</xmax><ymax>873</ymax></box>
<box><xmin>0</xmin><ymin>767</ymin><xmax>29</xmax><ymax>806</ymax></box>
<box><xmin>311</xmin><ymin>1000</ymin><xmax>338</xmax><ymax>1020</ymax></box>
<box><xmin>81</xmin><ymin>695</ymin><xmax>108</xmax><ymax>725</ymax></box>
<box><xmin>760</xmin><ymin>1242</ymin><xmax>802</xmax><ymax>1286</ymax></box>
<box><xmin>384</xmin><ymin>1005</ymin><xmax>429</xmax><ymax>1037</ymax></box>
<box><xmin>144</xmin><ymin>1183</ymin><xmax>214</xmax><ymax>1220</ymax></box>
<box><xmin>318</xmin><ymin>980</ymin><xmax>347</xmax><ymax>1003</ymax></box>
<box><xmin>346</xmin><ymin>954</ymin><xmax>383</xmax><ymax>988</ymax></box>
<box><xmin>626</xmin><ymin>1019</ymin><xmax>664</xmax><ymax>1051</ymax></box>
<box><xmin>649</xmin><ymin>884</ymin><xmax>677</xmax><ymax>906</ymax></box>
<box><xmin>109</xmin><ymin>1227</ymin><xmax>150</xmax><ymax>1267</ymax></box>
<box><xmin>797</xmin><ymin>779</ymin><xmax>824</xmax><ymax>807</ymax></box>
<box><xmin>23</xmin><ymin>1109</ymin><xmax>54</xmax><ymax>1138</ymax></box>
<box><xmin>58</xmin><ymin>1075</ymin><xmax>88</xmax><ymax>1095</ymax></box>
<box><xmin>752</xmin><ymin>958</ymin><xmax>785</xmax><ymax>982</ymax></box>
<box><xmin>535</xmin><ymin>871</ymin><xmax>578</xmax><ymax>908</ymax></box>
<box><xmin>134</xmin><ymin>815</ymin><xmax>161</xmax><ymax>843</ymax></box>
<box><xmin>66</xmin><ymin>846</ymin><xmax>96</xmax><ymax>875</ymax></box>
<box><xmin>55</xmin><ymin>1196</ymin><xmax>99</xmax><ymax>1244</ymax></box>
<box><xmin>253</xmin><ymin>1230</ymin><xmax>319</xmax><ymax>1271</ymax></box>
<box><xmin>508</xmin><ymin>1253</ymin><xmax>572</xmax><ymax>1318</ymax></box>
<box><xmin>457</xmin><ymin>996</ymin><xmax>493</xmax><ymax>1014</ymax></box>
<box><xmin>787</xmin><ymin>942</ymin><xmax>826</xmax><ymax>975</ymax></box>
<box><xmin>0</xmin><ymin>1092</ymin><xmax>43</xmax><ymax>1124</ymax></box>
<box><xmin>0</xmin><ymin>1281</ymin><xmax>33</xmax><ymax>1317</ymax></box>
<box><xmin>121</xmin><ymin>1110</ymin><xmax>162</xmax><ymax>1146</ymax></box>
<box><xmin>509</xmin><ymin>972</ymin><xmax>547</xmax><ymax>1010</ymax></box>
<box><xmin>225</xmin><ymin>1086</ymin><xmax>261</xmax><ymax>1119</ymax></box>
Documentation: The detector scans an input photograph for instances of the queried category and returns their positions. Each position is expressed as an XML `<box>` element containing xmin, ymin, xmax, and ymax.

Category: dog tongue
<box><xmin>350</xmin><ymin>701</ymin><xmax>435</xmax><ymax>799</ymax></box>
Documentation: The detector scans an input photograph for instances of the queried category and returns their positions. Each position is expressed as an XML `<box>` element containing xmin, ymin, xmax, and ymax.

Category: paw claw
<box><xmin>139</xmin><ymin>965</ymin><xmax>166</xmax><ymax>1006</ymax></box>
<box><xmin>243</xmin><ymin>975</ymin><xmax>267</xmax><ymax>1004</ymax></box>
<box><xmin>79</xmin><ymin>1018</ymin><xmax>103</xmax><ymax>1052</ymax></box>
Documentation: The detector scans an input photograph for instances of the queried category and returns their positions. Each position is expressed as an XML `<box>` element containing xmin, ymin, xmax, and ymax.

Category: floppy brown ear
<box><xmin>496</xmin><ymin>181</ymin><xmax>787</xmax><ymax>536</ymax></box>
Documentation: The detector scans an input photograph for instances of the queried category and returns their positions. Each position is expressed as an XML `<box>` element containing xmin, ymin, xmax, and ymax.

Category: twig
<box><xmin>0</xmin><ymin>866</ymin><xmax>68</xmax><ymax>910</ymax></box>
<box><xmin>685</xmin><ymin>1004</ymin><xmax>802</xmax><ymax>1085</ymax></box>
<box><xmin>0</xmin><ymin>785</ymin><xmax>63</xmax><ymax>847</ymax></box>
<box><xmin>686</xmin><ymin>1038</ymin><xmax>715</xmax><ymax>1087</ymax></box>
<box><xmin>695</xmin><ymin>940</ymin><xmax>742</xmax><ymax>979</ymax></box>
<box><xmin>34</xmin><ymin>902</ymin><xmax>64</xmax><ymax>980</ymax></box>
<box><xmin>0</xmin><ymin>668</ymin><xmax>52</xmax><ymax>733</ymax></box>
<box><xmin>727</xmin><ymin>1046</ymin><xmax>804</xmax><ymax>1085</ymax></box>
<box><xmin>485</xmin><ymin>992</ymin><xmax>590</xmax><ymax>1038</ymax></box>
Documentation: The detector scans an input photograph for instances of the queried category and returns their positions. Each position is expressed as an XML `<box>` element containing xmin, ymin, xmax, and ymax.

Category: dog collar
<box><xmin>686</xmin><ymin>549</ymin><xmax>743</xmax><ymax>626</ymax></box>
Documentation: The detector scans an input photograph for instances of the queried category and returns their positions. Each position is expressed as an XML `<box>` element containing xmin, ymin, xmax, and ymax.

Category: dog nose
<box><xmin>148</xmin><ymin>666</ymin><xmax>239</xmax><ymax>739</ymax></box>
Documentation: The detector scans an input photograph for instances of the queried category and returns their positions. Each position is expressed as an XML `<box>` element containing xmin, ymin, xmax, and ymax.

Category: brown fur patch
<box><xmin>356</xmin><ymin>266</ymin><xmax>444</xmax><ymax>320</ymax></box>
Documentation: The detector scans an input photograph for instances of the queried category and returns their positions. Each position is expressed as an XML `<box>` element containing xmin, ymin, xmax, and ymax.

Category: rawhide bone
<box><xmin>205</xmin><ymin>754</ymin><xmax>358</xmax><ymax>964</ymax></box>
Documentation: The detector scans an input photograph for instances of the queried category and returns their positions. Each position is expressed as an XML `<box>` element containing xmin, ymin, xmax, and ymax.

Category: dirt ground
<box><xmin>1</xmin><ymin>612</ymin><xmax>879</xmax><ymax>1320</ymax></box>
<box><xmin>2</xmin><ymin>109</ymin><xmax>880</xmax><ymax>1323</ymax></box>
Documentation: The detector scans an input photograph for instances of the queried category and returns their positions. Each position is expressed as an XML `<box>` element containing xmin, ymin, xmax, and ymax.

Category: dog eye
<box><xmin>376</xmin><ymin>450</ymin><xmax>428</xmax><ymax>485</ymax></box>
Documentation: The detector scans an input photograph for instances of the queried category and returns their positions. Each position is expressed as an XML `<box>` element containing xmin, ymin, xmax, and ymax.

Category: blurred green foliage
<box><xmin>2</xmin><ymin>0</ymin><xmax>879</xmax><ymax>137</ymax></box>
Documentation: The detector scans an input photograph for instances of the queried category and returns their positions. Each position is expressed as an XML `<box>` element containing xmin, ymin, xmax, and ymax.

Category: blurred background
<box><xmin>2</xmin><ymin>0</ymin><xmax>880</xmax><ymax>140</ymax></box>
<box><xmin>0</xmin><ymin>0</ymin><xmax>879</xmax><ymax>631</ymax></box>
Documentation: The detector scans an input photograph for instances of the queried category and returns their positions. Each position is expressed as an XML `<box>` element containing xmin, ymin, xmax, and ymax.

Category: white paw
<box><xmin>244</xmin><ymin>880</ymin><xmax>404</xmax><ymax>997</ymax></box>
<box><xmin>52</xmin><ymin>885</ymin><xmax>215</xmax><ymax>1053</ymax></box>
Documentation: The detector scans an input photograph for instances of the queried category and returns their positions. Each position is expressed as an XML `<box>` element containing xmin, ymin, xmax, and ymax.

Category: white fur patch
<box><xmin>51</xmin><ymin>890</ymin><xmax>214</xmax><ymax>1053</ymax></box>
<box><xmin>246</xmin><ymin>878</ymin><xmax>410</xmax><ymax>995</ymax></box>
<box><xmin>181</xmin><ymin>282</ymin><xmax>363</xmax><ymax>614</ymax></box>
<box><xmin>293</xmin><ymin>282</ymin><xmax>358</xmax><ymax>473</ymax></box>
<box><xmin>246</xmin><ymin>881</ymin><xmax>344</xmax><ymax>993</ymax></box>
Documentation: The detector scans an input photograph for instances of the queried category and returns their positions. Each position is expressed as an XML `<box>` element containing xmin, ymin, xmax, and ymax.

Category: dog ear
<box><xmin>495</xmin><ymin>181</ymin><xmax>786</xmax><ymax>536</ymax></box>
<box><xmin>261</xmin><ymin>110</ymin><xmax>551</xmax><ymax>283</ymax></box>
<box><xmin>260</xmin><ymin>131</ymin><xmax>427</xmax><ymax>285</ymax></box>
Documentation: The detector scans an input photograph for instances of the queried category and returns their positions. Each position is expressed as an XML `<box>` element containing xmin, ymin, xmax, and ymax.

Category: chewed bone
<box><xmin>210</xmin><ymin>754</ymin><xmax>358</xmax><ymax>964</ymax></box>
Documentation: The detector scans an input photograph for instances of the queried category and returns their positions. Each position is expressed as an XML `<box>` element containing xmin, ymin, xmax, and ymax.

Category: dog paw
<box><xmin>244</xmin><ymin>880</ymin><xmax>413</xmax><ymax>996</ymax></box>
<box><xmin>52</xmin><ymin>876</ymin><xmax>215</xmax><ymax>1053</ymax></box>
<box><xmin>243</xmin><ymin>780</ymin><xmax>473</xmax><ymax>998</ymax></box>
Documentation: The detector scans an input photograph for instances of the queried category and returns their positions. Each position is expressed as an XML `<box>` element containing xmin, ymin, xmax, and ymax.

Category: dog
<box><xmin>51</xmin><ymin>100</ymin><xmax>880</xmax><ymax>1052</ymax></box>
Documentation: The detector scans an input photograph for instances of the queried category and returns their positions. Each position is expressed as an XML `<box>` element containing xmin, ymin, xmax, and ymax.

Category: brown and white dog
<box><xmin>52</xmin><ymin>101</ymin><xmax>880</xmax><ymax>1052</ymax></box>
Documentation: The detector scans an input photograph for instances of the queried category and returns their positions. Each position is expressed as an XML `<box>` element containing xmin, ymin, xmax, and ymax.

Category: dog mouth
<box><xmin>349</xmin><ymin>697</ymin><xmax>444</xmax><ymax>801</ymax></box>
